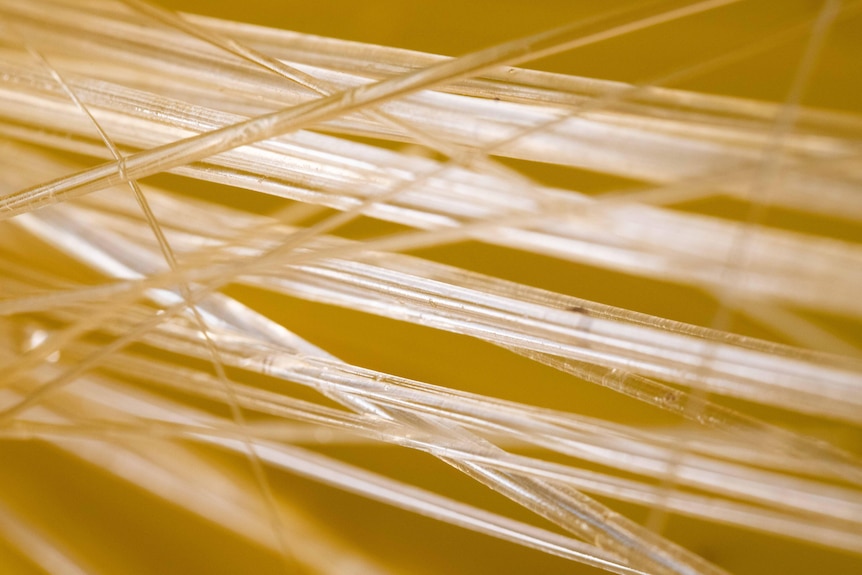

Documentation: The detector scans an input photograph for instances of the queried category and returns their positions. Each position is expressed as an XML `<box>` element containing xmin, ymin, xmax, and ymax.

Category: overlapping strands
<box><xmin>0</xmin><ymin>0</ymin><xmax>860</xmax><ymax>573</ymax></box>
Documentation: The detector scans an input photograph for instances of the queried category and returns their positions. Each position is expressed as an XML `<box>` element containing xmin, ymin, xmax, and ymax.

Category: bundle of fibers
<box><xmin>0</xmin><ymin>0</ymin><xmax>860</xmax><ymax>573</ymax></box>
